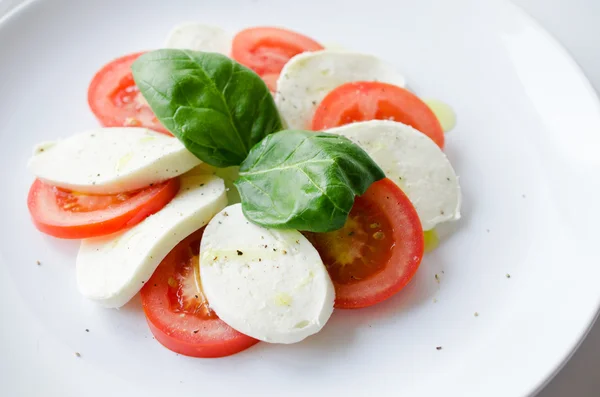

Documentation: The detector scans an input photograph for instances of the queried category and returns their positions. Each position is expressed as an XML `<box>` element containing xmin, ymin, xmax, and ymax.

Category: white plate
<box><xmin>1</xmin><ymin>0</ymin><xmax>599</xmax><ymax>396</ymax></box>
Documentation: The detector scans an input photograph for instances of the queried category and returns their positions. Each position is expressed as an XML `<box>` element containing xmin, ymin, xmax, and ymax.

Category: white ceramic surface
<box><xmin>1</xmin><ymin>0</ymin><xmax>599</xmax><ymax>396</ymax></box>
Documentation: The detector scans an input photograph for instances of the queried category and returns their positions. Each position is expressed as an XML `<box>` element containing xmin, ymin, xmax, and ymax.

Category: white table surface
<box><xmin>0</xmin><ymin>0</ymin><xmax>598</xmax><ymax>396</ymax></box>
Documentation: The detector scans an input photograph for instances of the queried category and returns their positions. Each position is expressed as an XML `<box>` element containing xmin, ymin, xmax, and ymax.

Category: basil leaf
<box><xmin>235</xmin><ymin>130</ymin><xmax>385</xmax><ymax>232</ymax></box>
<box><xmin>131</xmin><ymin>49</ymin><xmax>283</xmax><ymax>167</ymax></box>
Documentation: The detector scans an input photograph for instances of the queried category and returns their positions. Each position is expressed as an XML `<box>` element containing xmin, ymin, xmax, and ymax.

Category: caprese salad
<box><xmin>26</xmin><ymin>23</ymin><xmax>461</xmax><ymax>358</ymax></box>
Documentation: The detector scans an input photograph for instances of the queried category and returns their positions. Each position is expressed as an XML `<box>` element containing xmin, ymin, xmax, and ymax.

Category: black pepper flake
<box><xmin>258</xmin><ymin>258</ymin><xmax>262</xmax><ymax>262</ymax></box>
<box><xmin>446</xmin><ymin>177</ymin><xmax>450</xmax><ymax>181</ymax></box>
<box><xmin>85</xmin><ymin>329</ymin><xmax>89</xmax><ymax>332</ymax></box>
<box><xmin>282</xmin><ymin>250</ymin><xmax>288</xmax><ymax>255</ymax></box>
<box><xmin>237</xmin><ymin>250</ymin><xmax>243</xmax><ymax>256</ymax></box>
<box><xmin>75</xmin><ymin>352</ymin><xmax>81</xmax><ymax>357</ymax></box>
<box><xmin>149</xmin><ymin>183</ymin><xmax>154</xmax><ymax>187</ymax></box>
<box><xmin>97</xmin><ymin>173</ymin><xmax>100</xmax><ymax>177</ymax></box>
<box><xmin>154</xmin><ymin>284</ymin><xmax>157</xmax><ymax>287</ymax></box>
<box><xmin>36</xmin><ymin>260</ymin><xmax>41</xmax><ymax>266</ymax></box>
<box><xmin>195</xmin><ymin>295</ymin><xmax>199</xmax><ymax>299</ymax></box>
<box><xmin>200</xmin><ymin>183</ymin><xmax>204</xmax><ymax>187</ymax></box>
<box><xmin>223</xmin><ymin>211</ymin><xmax>229</xmax><ymax>216</ymax></box>
<box><xmin>295</xmin><ymin>240</ymin><xmax>300</xmax><ymax>244</ymax></box>
<box><xmin>261</xmin><ymin>236</ymin><xmax>264</xmax><ymax>239</ymax></box>
<box><xmin>311</xmin><ymin>100</ymin><xmax>317</xmax><ymax>105</ymax></box>
<box><xmin>436</xmin><ymin>346</ymin><xmax>442</xmax><ymax>351</ymax></box>
<box><xmin>141</xmin><ymin>281</ymin><xmax>145</xmax><ymax>284</ymax></box>
<box><xmin>474</xmin><ymin>312</ymin><xmax>479</xmax><ymax>317</ymax></box>
<box><xmin>273</xmin><ymin>248</ymin><xmax>277</xmax><ymax>252</ymax></box>
<box><xmin>193</xmin><ymin>330</ymin><xmax>199</xmax><ymax>334</ymax></box>
<box><xmin>506</xmin><ymin>273</ymin><xmax>511</xmax><ymax>279</ymax></box>
<box><xmin>348</xmin><ymin>231</ymin><xmax>355</xmax><ymax>236</ymax></box>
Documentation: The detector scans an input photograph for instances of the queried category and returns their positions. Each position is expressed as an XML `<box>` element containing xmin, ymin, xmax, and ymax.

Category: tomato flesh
<box><xmin>311</xmin><ymin>81</ymin><xmax>445</xmax><ymax>148</ymax></box>
<box><xmin>28</xmin><ymin>178</ymin><xmax>179</xmax><ymax>239</ymax></box>
<box><xmin>232</xmin><ymin>27</ymin><xmax>323</xmax><ymax>90</ymax></box>
<box><xmin>308</xmin><ymin>198</ymin><xmax>394</xmax><ymax>285</ymax></box>
<box><xmin>141</xmin><ymin>229</ymin><xmax>259</xmax><ymax>358</ymax></box>
<box><xmin>88</xmin><ymin>52</ymin><xmax>169</xmax><ymax>134</ymax></box>
<box><xmin>305</xmin><ymin>178</ymin><xmax>424</xmax><ymax>309</ymax></box>
<box><xmin>166</xmin><ymin>253</ymin><xmax>216</xmax><ymax>320</ymax></box>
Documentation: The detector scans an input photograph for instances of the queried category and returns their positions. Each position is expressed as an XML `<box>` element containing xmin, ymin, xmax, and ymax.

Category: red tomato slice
<box><xmin>311</xmin><ymin>81</ymin><xmax>445</xmax><ymax>148</ymax></box>
<box><xmin>305</xmin><ymin>178</ymin><xmax>424</xmax><ymax>309</ymax></box>
<box><xmin>27</xmin><ymin>178</ymin><xmax>179</xmax><ymax>239</ymax></box>
<box><xmin>261</xmin><ymin>72</ymin><xmax>280</xmax><ymax>92</ymax></box>
<box><xmin>231</xmin><ymin>27</ymin><xmax>323</xmax><ymax>89</ymax></box>
<box><xmin>141</xmin><ymin>228</ymin><xmax>259</xmax><ymax>358</ymax></box>
<box><xmin>88</xmin><ymin>52</ymin><xmax>170</xmax><ymax>134</ymax></box>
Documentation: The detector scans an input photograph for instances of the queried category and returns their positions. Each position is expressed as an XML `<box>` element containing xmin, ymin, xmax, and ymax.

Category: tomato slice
<box><xmin>261</xmin><ymin>72</ymin><xmax>280</xmax><ymax>92</ymax></box>
<box><xmin>231</xmin><ymin>27</ymin><xmax>323</xmax><ymax>90</ymax></box>
<box><xmin>141</xmin><ymin>228</ymin><xmax>259</xmax><ymax>358</ymax></box>
<box><xmin>305</xmin><ymin>178</ymin><xmax>424</xmax><ymax>309</ymax></box>
<box><xmin>88</xmin><ymin>52</ymin><xmax>170</xmax><ymax>134</ymax></box>
<box><xmin>27</xmin><ymin>178</ymin><xmax>179</xmax><ymax>239</ymax></box>
<box><xmin>311</xmin><ymin>81</ymin><xmax>445</xmax><ymax>148</ymax></box>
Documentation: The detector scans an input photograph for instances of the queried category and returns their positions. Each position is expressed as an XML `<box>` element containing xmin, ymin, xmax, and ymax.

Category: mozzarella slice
<box><xmin>328</xmin><ymin>120</ymin><xmax>461</xmax><ymax>230</ymax></box>
<box><xmin>199</xmin><ymin>204</ymin><xmax>335</xmax><ymax>344</ymax></box>
<box><xmin>275</xmin><ymin>50</ymin><xmax>406</xmax><ymax>129</ymax></box>
<box><xmin>28</xmin><ymin>128</ymin><xmax>201</xmax><ymax>194</ymax></box>
<box><xmin>76</xmin><ymin>175</ymin><xmax>227</xmax><ymax>308</ymax></box>
<box><xmin>165</xmin><ymin>23</ymin><xmax>231</xmax><ymax>55</ymax></box>
<box><xmin>185</xmin><ymin>163</ymin><xmax>241</xmax><ymax>204</ymax></box>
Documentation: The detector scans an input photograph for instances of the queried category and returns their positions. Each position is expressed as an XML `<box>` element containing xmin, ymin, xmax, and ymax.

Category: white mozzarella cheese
<box><xmin>199</xmin><ymin>204</ymin><xmax>335</xmax><ymax>344</ymax></box>
<box><xmin>165</xmin><ymin>23</ymin><xmax>232</xmax><ymax>55</ymax></box>
<box><xmin>76</xmin><ymin>175</ymin><xmax>227</xmax><ymax>308</ymax></box>
<box><xmin>328</xmin><ymin>120</ymin><xmax>461</xmax><ymax>230</ymax></box>
<box><xmin>184</xmin><ymin>163</ymin><xmax>241</xmax><ymax>204</ymax></box>
<box><xmin>28</xmin><ymin>128</ymin><xmax>201</xmax><ymax>194</ymax></box>
<box><xmin>275</xmin><ymin>50</ymin><xmax>406</xmax><ymax>129</ymax></box>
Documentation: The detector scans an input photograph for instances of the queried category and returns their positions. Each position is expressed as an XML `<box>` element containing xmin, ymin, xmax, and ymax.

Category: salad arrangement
<box><xmin>26</xmin><ymin>24</ymin><xmax>461</xmax><ymax>357</ymax></box>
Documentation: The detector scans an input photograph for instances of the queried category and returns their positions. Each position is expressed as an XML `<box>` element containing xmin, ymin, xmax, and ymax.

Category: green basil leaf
<box><xmin>235</xmin><ymin>130</ymin><xmax>385</xmax><ymax>232</ymax></box>
<box><xmin>131</xmin><ymin>49</ymin><xmax>283</xmax><ymax>167</ymax></box>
